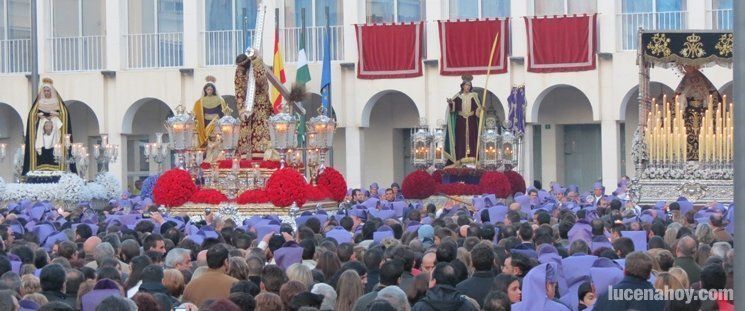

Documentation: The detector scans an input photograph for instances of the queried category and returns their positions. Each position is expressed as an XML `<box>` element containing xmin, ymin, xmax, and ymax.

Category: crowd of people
<box><xmin>0</xmin><ymin>178</ymin><xmax>735</xmax><ymax>311</ymax></box>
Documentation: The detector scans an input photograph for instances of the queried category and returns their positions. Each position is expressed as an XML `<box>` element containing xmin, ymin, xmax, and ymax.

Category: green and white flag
<box><xmin>296</xmin><ymin>24</ymin><xmax>311</xmax><ymax>85</ymax></box>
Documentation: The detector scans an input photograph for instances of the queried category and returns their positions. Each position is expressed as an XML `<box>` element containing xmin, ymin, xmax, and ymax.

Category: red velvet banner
<box><xmin>438</xmin><ymin>19</ymin><xmax>510</xmax><ymax>76</ymax></box>
<box><xmin>524</xmin><ymin>14</ymin><xmax>597</xmax><ymax>73</ymax></box>
<box><xmin>355</xmin><ymin>22</ymin><xmax>424</xmax><ymax>79</ymax></box>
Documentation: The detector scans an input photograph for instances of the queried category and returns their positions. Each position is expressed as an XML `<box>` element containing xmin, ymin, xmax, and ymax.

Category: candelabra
<box><xmin>93</xmin><ymin>135</ymin><xmax>119</xmax><ymax>173</ymax></box>
<box><xmin>13</xmin><ymin>145</ymin><xmax>23</xmax><ymax>182</ymax></box>
<box><xmin>70</xmin><ymin>143</ymin><xmax>89</xmax><ymax>181</ymax></box>
<box><xmin>410</xmin><ymin>126</ymin><xmax>433</xmax><ymax>170</ymax></box>
<box><xmin>144</xmin><ymin>132</ymin><xmax>170</xmax><ymax>173</ymax></box>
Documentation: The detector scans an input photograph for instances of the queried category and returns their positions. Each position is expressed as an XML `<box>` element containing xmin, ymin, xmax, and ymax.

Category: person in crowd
<box><xmin>182</xmin><ymin>244</ymin><xmax>238</xmax><ymax>306</ymax></box>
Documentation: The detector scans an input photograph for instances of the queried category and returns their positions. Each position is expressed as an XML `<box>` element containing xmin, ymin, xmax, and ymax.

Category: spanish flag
<box><xmin>271</xmin><ymin>23</ymin><xmax>286</xmax><ymax>114</ymax></box>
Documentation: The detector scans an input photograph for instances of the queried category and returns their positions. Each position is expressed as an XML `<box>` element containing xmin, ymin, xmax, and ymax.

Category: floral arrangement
<box><xmin>237</xmin><ymin>189</ymin><xmax>270</xmax><ymax>204</ymax></box>
<box><xmin>190</xmin><ymin>188</ymin><xmax>229</xmax><ymax>204</ymax></box>
<box><xmin>140</xmin><ymin>174</ymin><xmax>159</xmax><ymax>199</ymax></box>
<box><xmin>305</xmin><ymin>185</ymin><xmax>331</xmax><ymax>201</ymax></box>
<box><xmin>442</xmin><ymin>167</ymin><xmax>484</xmax><ymax>178</ymax></box>
<box><xmin>431</xmin><ymin>170</ymin><xmax>443</xmax><ymax>184</ymax></box>
<box><xmin>57</xmin><ymin>174</ymin><xmax>87</xmax><ymax>202</ymax></box>
<box><xmin>153</xmin><ymin>169</ymin><xmax>197</xmax><ymax>207</ymax></box>
<box><xmin>436</xmin><ymin>183</ymin><xmax>482</xmax><ymax>196</ymax></box>
<box><xmin>402</xmin><ymin>170</ymin><xmax>436</xmax><ymax>199</ymax></box>
<box><xmin>0</xmin><ymin>173</ymin><xmax>119</xmax><ymax>203</ymax></box>
<box><xmin>316</xmin><ymin>167</ymin><xmax>347</xmax><ymax>202</ymax></box>
<box><xmin>504</xmin><ymin>170</ymin><xmax>526</xmax><ymax>195</ymax></box>
<box><xmin>94</xmin><ymin>172</ymin><xmax>122</xmax><ymax>199</ymax></box>
<box><xmin>479</xmin><ymin>171</ymin><xmax>511</xmax><ymax>198</ymax></box>
<box><xmin>265</xmin><ymin>168</ymin><xmax>307</xmax><ymax>207</ymax></box>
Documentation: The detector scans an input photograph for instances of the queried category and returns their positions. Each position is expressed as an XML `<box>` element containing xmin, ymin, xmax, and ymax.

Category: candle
<box><xmin>64</xmin><ymin>134</ymin><xmax>71</xmax><ymax>147</ymax></box>
<box><xmin>144</xmin><ymin>144</ymin><xmax>151</xmax><ymax>157</ymax></box>
<box><xmin>101</xmin><ymin>135</ymin><xmax>108</xmax><ymax>146</ymax></box>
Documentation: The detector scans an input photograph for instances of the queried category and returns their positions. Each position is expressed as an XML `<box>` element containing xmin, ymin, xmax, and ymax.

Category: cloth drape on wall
<box><xmin>524</xmin><ymin>14</ymin><xmax>597</xmax><ymax>73</ymax></box>
<box><xmin>355</xmin><ymin>22</ymin><xmax>424</xmax><ymax>79</ymax></box>
<box><xmin>438</xmin><ymin>18</ymin><xmax>510</xmax><ymax>76</ymax></box>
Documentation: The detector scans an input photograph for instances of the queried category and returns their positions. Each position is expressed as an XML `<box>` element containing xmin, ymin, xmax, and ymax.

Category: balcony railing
<box><xmin>0</xmin><ymin>39</ymin><xmax>30</xmax><ymax>73</ymax></box>
<box><xmin>618</xmin><ymin>11</ymin><xmax>687</xmax><ymax>50</ymax></box>
<box><xmin>283</xmin><ymin>25</ymin><xmax>344</xmax><ymax>62</ymax></box>
<box><xmin>203</xmin><ymin>29</ymin><xmax>255</xmax><ymax>66</ymax></box>
<box><xmin>709</xmin><ymin>9</ymin><xmax>733</xmax><ymax>30</ymax></box>
<box><xmin>125</xmin><ymin>32</ymin><xmax>183</xmax><ymax>69</ymax></box>
<box><xmin>49</xmin><ymin>36</ymin><xmax>105</xmax><ymax>72</ymax></box>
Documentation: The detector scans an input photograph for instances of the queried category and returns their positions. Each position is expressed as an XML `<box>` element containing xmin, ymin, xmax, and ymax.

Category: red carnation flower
<box><xmin>402</xmin><ymin>170</ymin><xmax>436</xmax><ymax>200</ymax></box>
<box><xmin>479</xmin><ymin>171</ymin><xmax>512</xmax><ymax>198</ymax></box>
<box><xmin>504</xmin><ymin>170</ymin><xmax>527</xmax><ymax>196</ymax></box>
<box><xmin>316</xmin><ymin>167</ymin><xmax>347</xmax><ymax>202</ymax></box>
<box><xmin>153</xmin><ymin>169</ymin><xmax>197</xmax><ymax>207</ymax></box>
<box><xmin>265</xmin><ymin>168</ymin><xmax>308</xmax><ymax>207</ymax></box>
<box><xmin>237</xmin><ymin>189</ymin><xmax>270</xmax><ymax>204</ymax></box>
<box><xmin>190</xmin><ymin>189</ymin><xmax>228</xmax><ymax>204</ymax></box>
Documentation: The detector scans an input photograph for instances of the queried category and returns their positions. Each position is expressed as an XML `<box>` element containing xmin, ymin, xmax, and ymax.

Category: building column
<box><xmin>36</xmin><ymin>0</ymin><xmax>48</xmax><ymax>75</ymax></box>
<box><xmin>105</xmin><ymin>0</ymin><xmax>123</xmax><ymax>70</ymax></box>
<box><xmin>182</xmin><ymin>0</ymin><xmax>200</xmax><ymax>68</ymax></box>
<box><xmin>345</xmin><ymin>126</ymin><xmax>362</xmax><ymax>188</ymax></box>
<box><xmin>540</xmin><ymin>124</ymin><xmax>559</xmax><ymax>187</ymax></box>
<box><xmin>687</xmin><ymin>0</ymin><xmax>707</xmax><ymax>29</ymax></box>
<box><xmin>342</xmin><ymin>0</ymin><xmax>361</xmax><ymax>62</ymax></box>
<box><xmin>521</xmin><ymin>125</ymin><xmax>534</xmax><ymax>187</ymax></box>
<box><xmin>108</xmin><ymin>133</ymin><xmax>126</xmax><ymax>190</ymax></box>
<box><xmin>601</xmin><ymin>119</ymin><xmax>620</xmax><ymax>191</ymax></box>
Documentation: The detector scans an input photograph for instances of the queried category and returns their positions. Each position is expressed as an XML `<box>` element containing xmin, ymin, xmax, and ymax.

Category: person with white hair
<box><xmin>711</xmin><ymin>242</ymin><xmax>732</xmax><ymax>259</ymax></box>
<box><xmin>165</xmin><ymin>248</ymin><xmax>192</xmax><ymax>270</ymax></box>
<box><xmin>377</xmin><ymin>285</ymin><xmax>410</xmax><ymax>311</ymax></box>
<box><xmin>311</xmin><ymin>282</ymin><xmax>337</xmax><ymax>311</ymax></box>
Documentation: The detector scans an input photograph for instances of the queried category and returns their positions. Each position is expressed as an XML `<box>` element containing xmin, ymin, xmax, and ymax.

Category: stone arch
<box><xmin>533</xmin><ymin>85</ymin><xmax>593</xmax><ymax>124</ymax></box>
<box><xmin>472</xmin><ymin>87</ymin><xmax>506</xmax><ymax>126</ymax></box>
<box><xmin>66</xmin><ymin>100</ymin><xmax>102</xmax><ymax>180</ymax></box>
<box><xmin>122</xmin><ymin>98</ymin><xmax>174</xmax><ymax>134</ymax></box>
<box><xmin>0</xmin><ymin>102</ymin><xmax>24</xmax><ymax>182</ymax></box>
<box><xmin>619</xmin><ymin>82</ymin><xmax>676</xmax><ymax>121</ymax></box>
<box><xmin>361</xmin><ymin>90</ymin><xmax>420</xmax><ymax>128</ymax></box>
<box><xmin>361</xmin><ymin>90</ymin><xmax>421</xmax><ymax>188</ymax></box>
<box><xmin>719</xmin><ymin>81</ymin><xmax>733</xmax><ymax>101</ymax></box>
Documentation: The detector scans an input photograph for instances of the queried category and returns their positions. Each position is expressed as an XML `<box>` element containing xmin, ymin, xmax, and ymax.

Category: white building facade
<box><xmin>0</xmin><ymin>0</ymin><xmax>734</xmax><ymax>193</ymax></box>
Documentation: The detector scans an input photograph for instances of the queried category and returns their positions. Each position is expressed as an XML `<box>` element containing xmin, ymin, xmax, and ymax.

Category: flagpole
<box><xmin>325</xmin><ymin>6</ymin><xmax>334</xmax><ymax>167</ymax></box>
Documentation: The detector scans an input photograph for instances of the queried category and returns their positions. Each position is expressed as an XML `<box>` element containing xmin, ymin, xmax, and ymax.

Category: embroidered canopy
<box><xmin>641</xmin><ymin>31</ymin><xmax>733</xmax><ymax>68</ymax></box>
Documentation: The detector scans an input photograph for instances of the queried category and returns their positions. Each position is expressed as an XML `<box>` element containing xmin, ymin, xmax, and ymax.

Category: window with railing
<box><xmin>533</xmin><ymin>0</ymin><xmax>596</xmax><ymax>16</ymax></box>
<box><xmin>284</xmin><ymin>0</ymin><xmax>344</xmax><ymax>62</ymax></box>
<box><xmin>366</xmin><ymin>0</ymin><xmax>424</xmax><ymax>24</ymax></box>
<box><xmin>449</xmin><ymin>0</ymin><xmax>510</xmax><ymax>19</ymax></box>
<box><xmin>203</xmin><ymin>0</ymin><xmax>258</xmax><ymax>66</ymax></box>
<box><xmin>50</xmin><ymin>0</ymin><xmax>105</xmax><ymax>71</ymax></box>
<box><xmin>126</xmin><ymin>0</ymin><xmax>183</xmax><ymax>69</ymax></box>
<box><xmin>0</xmin><ymin>0</ymin><xmax>31</xmax><ymax>73</ymax></box>
<box><xmin>709</xmin><ymin>0</ymin><xmax>732</xmax><ymax>30</ymax></box>
<box><xmin>618</xmin><ymin>0</ymin><xmax>687</xmax><ymax>50</ymax></box>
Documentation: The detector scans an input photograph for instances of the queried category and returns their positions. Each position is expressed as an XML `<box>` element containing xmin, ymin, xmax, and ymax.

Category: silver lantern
<box><xmin>479</xmin><ymin>128</ymin><xmax>501</xmax><ymax>170</ymax></box>
<box><xmin>218</xmin><ymin>115</ymin><xmax>240</xmax><ymax>158</ymax></box>
<box><xmin>306</xmin><ymin>111</ymin><xmax>336</xmax><ymax>172</ymax></box>
<box><xmin>165</xmin><ymin>105</ymin><xmax>196</xmax><ymax>170</ymax></box>
<box><xmin>268</xmin><ymin>107</ymin><xmax>299</xmax><ymax>168</ymax></box>
<box><xmin>432</xmin><ymin>127</ymin><xmax>446</xmax><ymax>169</ymax></box>
<box><xmin>411</xmin><ymin>127</ymin><xmax>433</xmax><ymax>170</ymax></box>
<box><xmin>501</xmin><ymin>130</ymin><xmax>517</xmax><ymax>169</ymax></box>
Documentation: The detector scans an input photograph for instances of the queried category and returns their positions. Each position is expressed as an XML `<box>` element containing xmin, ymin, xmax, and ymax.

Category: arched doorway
<box><xmin>620</xmin><ymin>82</ymin><xmax>675</xmax><ymax>178</ymax></box>
<box><xmin>122</xmin><ymin>98</ymin><xmax>174</xmax><ymax>194</ymax></box>
<box><xmin>472</xmin><ymin>87</ymin><xmax>506</xmax><ymax>126</ymax></box>
<box><xmin>362</xmin><ymin>91</ymin><xmax>420</xmax><ymax>188</ymax></box>
<box><xmin>0</xmin><ymin>103</ymin><xmax>24</xmax><ymax>182</ymax></box>
<box><xmin>66</xmin><ymin>100</ymin><xmax>101</xmax><ymax>180</ymax></box>
<box><xmin>533</xmin><ymin>85</ymin><xmax>596</xmax><ymax>191</ymax></box>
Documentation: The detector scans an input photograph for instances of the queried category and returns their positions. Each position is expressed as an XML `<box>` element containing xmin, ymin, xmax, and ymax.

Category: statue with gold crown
<box><xmin>445</xmin><ymin>75</ymin><xmax>483</xmax><ymax>166</ymax></box>
<box><xmin>22</xmin><ymin>78</ymin><xmax>76</xmax><ymax>180</ymax></box>
<box><xmin>675</xmin><ymin>66</ymin><xmax>722</xmax><ymax>161</ymax></box>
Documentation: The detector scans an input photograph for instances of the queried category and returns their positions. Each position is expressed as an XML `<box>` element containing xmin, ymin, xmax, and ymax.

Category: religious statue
<box><xmin>193</xmin><ymin>75</ymin><xmax>232</xmax><ymax>148</ymax></box>
<box><xmin>675</xmin><ymin>66</ymin><xmax>721</xmax><ymax>160</ymax></box>
<box><xmin>22</xmin><ymin>78</ymin><xmax>75</xmax><ymax>175</ymax></box>
<box><xmin>235</xmin><ymin>52</ymin><xmax>273</xmax><ymax>159</ymax></box>
<box><xmin>445</xmin><ymin>75</ymin><xmax>483</xmax><ymax>165</ymax></box>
